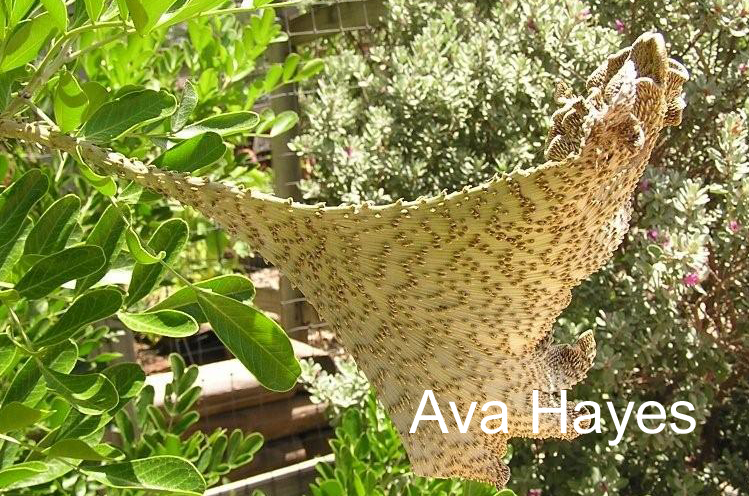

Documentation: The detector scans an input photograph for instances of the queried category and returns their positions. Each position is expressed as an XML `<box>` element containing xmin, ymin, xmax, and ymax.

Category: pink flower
<box><xmin>728</xmin><ymin>220</ymin><xmax>741</xmax><ymax>233</ymax></box>
<box><xmin>528</xmin><ymin>490</ymin><xmax>542</xmax><ymax>496</ymax></box>
<box><xmin>739</xmin><ymin>63</ymin><xmax>748</xmax><ymax>76</ymax></box>
<box><xmin>615</xmin><ymin>19</ymin><xmax>626</xmax><ymax>33</ymax></box>
<box><xmin>647</xmin><ymin>228</ymin><xmax>659</xmax><ymax>241</ymax></box>
<box><xmin>683</xmin><ymin>273</ymin><xmax>700</xmax><ymax>286</ymax></box>
<box><xmin>345</xmin><ymin>146</ymin><xmax>355</xmax><ymax>158</ymax></box>
<box><xmin>639</xmin><ymin>179</ymin><xmax>650</xmax><ymax>191</ymax></box>
<box><xmin>578</xmin><ymin>8</ymin><xmax>591</xmax><ymax>20</ymax></box>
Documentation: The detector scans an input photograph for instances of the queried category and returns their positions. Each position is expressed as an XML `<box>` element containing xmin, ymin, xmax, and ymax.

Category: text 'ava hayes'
<box><xmin>409</xmin><ymin>390</ymin><xmax>697</xmax><ymax>446</ymax></box>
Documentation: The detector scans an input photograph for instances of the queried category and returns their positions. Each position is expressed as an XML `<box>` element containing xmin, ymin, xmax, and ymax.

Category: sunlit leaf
<box><xmin>0</xmin><ymin>14</ymin><xmax>58</xmax><ymax>73</ymax></box>
<box><xmin>80</xmin><ymin>89</ymin><xmax>177</xmax><ymax>143</ymax></box>
<box><xmin>0</xmin><ymin>335</ymin><xmax>19</xmax><ymax>378</ymax></box>
<box><xmin>0</xmin><ymin>462</ymin><xmax>48</xmax><ymax>489</ymax></box>
<box><xmin>269</xmin><ymin>110</ymin><xmax>299</xmax><ymax>137</ymax></box>
<box><xmin>148</xmin><ymin>274</ymin><xmax>255</xmax><ymax>322</ymax></box>
<box><xmin>173</xmin><ymin>111</ymin><xmax>259</xmax><ymax>139</ymax></box>
<box><xmin>54</xmin><ymin>72</ymin><xmax>88</xmax><ymax>133</ymax></box>
<box><xmin>119</xmin><ymin>310</ymin><xmax>199</xmax><ymax>337</ymax></box>
<box><xmin>84</xmin><ymin>0</ymin><xmax>104</xmax><ymax>21</ymax></box>
<box><xmin>40</xmin><ymin>0</ymin><xmax>67</xmax><ymax>31</ymax></box>
<box><xmin>40</xmin><ymin>367</ymin><xmax>119</xmax><ymax>415</ymax></box>
<box><xmin>24</xmin><ymin>194</ymin><xmax>80</xmax><ymax>256</ymax></box>
<box><xmin>126</xmin><ymin>0</ymin><xmax>178</xmax><ymax>34</ymax></box>
<box><xmin>0</xmin><ymin>402</ymin><xmax>44</xmax><ymax>433</ymax></box>
<box><xmin>125</xmin><ymin>219</ymin><xmax>188</xmax><ymax>306</ymax></box>
<box><xmin>158</xmin><ymin>0</ymin><xmax>226</xmax><ymax>29</ymax></box>
<box><xmin>0</xmin><ymin>169</ymin><xmax>49</xmax><ymax>251</ymax></box>
<box><xmin>153</xmin><ymin>132</ymin><xmax>226</xmax><ymax>172</ymax></box>
<box><xmin>15</xmin><ymin>246</ymin><xmax>106</xmax><ymax>299</ymax></box>
<box><xmin>77</xmin><ymin>204</ymin><xmax>129</xmax><ymax>292</ymax></box>
<box><xmin>35</xmin><ymin>288</ymin><xmax>123</xmax><ymax>347</ymax></box>
<box><xmin>125</xmin><ymin>227</ymin><xmax>165</xmax><ymax>264</ymax></box>
<box><xmin>3</xmin><ymin>341</ymin><xmax>77</xmax><ymax>406</ymax></box>
<box><xmin>47</xmin><ymin>439</ymin><xmax>107</xmax><ymax>461</ymax></box>
<box><xmin>83</xmin><ymin>456</ymin><xmax>205</xmax><ymax>495</ymax></box>
<box><xmin>170</xmin><ymin>79</ymin><xmax>198</xmax><ymax>131</ymax></box>
<box><xmin>196</xmin><ymin>290</ymin><xmax>300</xmax><ymax>391</ymax></box>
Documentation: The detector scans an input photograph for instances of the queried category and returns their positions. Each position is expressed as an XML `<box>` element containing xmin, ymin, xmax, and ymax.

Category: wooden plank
<box><xmin>286</xmin><ymin>0</ymin><xmax>386</xmax><ymax>45</ymax></box>
<box><xmin>191</xmin><ymin>394</ymin><xmax>329</xmax><ymax>442</ymax></box>
<box><xmin>146</xmin><ymin>340</ymin><xmax>334</xmax><ymax>416</ymax></box>
<box><xmin>206</xmin><ymin>454</ymin><xmax>335</xmax><ymax>496</ymax></box>
<box><xmin>229</xmin><ymin>428</ymin><xmax>333</xmax><ymax>481</ymax></box>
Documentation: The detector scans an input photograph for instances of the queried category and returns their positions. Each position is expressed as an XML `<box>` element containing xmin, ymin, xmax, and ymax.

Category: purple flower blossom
<box><xmin>615</xmin><ymin>19</ymin><xmax>626</xmax><ymax>33</ymax></box>
<box><xmin>683</xmin><ymin>273</ymin><xmax>700</xmax><ymax>287</ymax></box>
<box><xmin>528</xmin><ymin>490</ymin><xmax>542</xmax><ymax>496</ymax></box>
<box><xmin>739</xmin><ymin>63</ymin><xmax>748</xmax><ymax>76</ymax></box>
<box><xmin>639</xmin><ymin>179</ymin><xmax>650</xmax><ymax>191</ymax></box>
<box><xmin>578</xmin><ymin>7</ymin><xmax>591</xmax><ymax>20</ymax></box>
<box><xmin>647</xmin><ymin>228</ymin><xmax>659</xmax><ymax>241</ymax></box>
<box><xmin>729</xmin><ymin>220</ymin><xmax>741</xmax><ymax>233</ymax></box>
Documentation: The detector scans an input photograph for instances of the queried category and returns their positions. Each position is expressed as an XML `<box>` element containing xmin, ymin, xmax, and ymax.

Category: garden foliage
<box><xmin>293</xmin><ymin>0</ymin><xmax>749</xmax><ymax>494</ymax></box>
<box><xmin>0</xmin><ymin>0</ymin><xmax>322</xmax><ymax>493</ymax></box>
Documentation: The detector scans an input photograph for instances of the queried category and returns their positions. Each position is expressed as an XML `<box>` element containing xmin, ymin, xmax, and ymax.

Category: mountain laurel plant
<box><xmin>293</xmin><ymin>0</ymin><xmax>748</xmax><ymax>494</ymax></box>
<box><xmin>0</xmin><ymin>0</ymin><xmax>323</xmax><ymax>493</ymax></box>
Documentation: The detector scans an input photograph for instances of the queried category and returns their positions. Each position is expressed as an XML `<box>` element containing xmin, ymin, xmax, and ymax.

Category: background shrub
<box><xmin>293</xmin><ymin>0</ymin><xmax>749</xmax><ymax>494</ymax></box>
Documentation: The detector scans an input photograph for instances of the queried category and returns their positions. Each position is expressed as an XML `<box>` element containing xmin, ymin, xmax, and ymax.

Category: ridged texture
<box><xmin>0</xmin><ymin>33</ymin><xmax>687</xmax><ymax>487</ymax></box>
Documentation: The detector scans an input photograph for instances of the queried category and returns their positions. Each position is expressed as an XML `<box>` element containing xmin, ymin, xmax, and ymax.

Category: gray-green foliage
<box><xmin>294</xmin><ymin>0</ymin><xmax>749</xmax><ymax>494</ymax></box>
<box><xmin>291</xmin><ymin>0</ymin><xmax>619</xmax><ymax>205</ymax></box>
<box><xmin>309</xmin><ymin>394</ymin><xmax>516</xmax><ymax>496</ymax></box>
<box><xmin>113</xmin><ymin>353</ymin><xmax>263</xmax><ymax>491</ymax></box>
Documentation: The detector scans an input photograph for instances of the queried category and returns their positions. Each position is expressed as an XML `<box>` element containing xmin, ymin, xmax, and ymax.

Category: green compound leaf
<box><xmin>73</xmin><ymin>148</ymin><xmax>117</xmax><ymax>196</ymax></box>
<box><xmin>125</xmin><ymin>219</ymin><xmax>188</xmax><ymax>306</ymax></box>
<box><xmin>153</xmin><ymin>132</ymin><xmax>226</xmax><ymax>173</ymax></box>
<box><xmin>170</xmin><ymin>79</ymin><xmax>198</xmax><ymax>131</ymax></box>
<box><xmin>35</xmin><ymin>288</ymin><xmax>124</xmax><ymax>347</ymax></box>
<box><xmin>126</xmin><ymin>0</ymin><xmax>178</xmax><ymax>34</ymax></box>
<box><xmin>80</xmin><ymin>89</ymin><xmax>177</xmax><ymax>143</ymax></box>
<box><xmin>40</xmin><ymin>0</ymin><xmax>67</xmax><ymax>31</ymax></box>
<box><xmin>0</xmin><ymin>402</ymin><xmax>45</xmax><ymax>433</ymax></box>
<box><xmin>0</xmin><ymin>14</ymin><xmax>57</xmax><ymax>73</ymax></box>
<box><xmin>269</xmin><ymin>110</ymin><xmax>299</xmax><ymax>138</ymax></box>
<box><xmin>196</xmin><ymin>290</ymin><xmax>300</xmax><ymax>392</ymax></box>
<box><xmin>77</xmin><ymin>204</ymin><xmax>129</xmax><ymax>292</ymax></box>
<box><xmin>3</xmin><ymin>341</ymin><xmax>77</xmax><ymax>406</ymax></box>
<box><xmin>0</xmin><ymin>169</ymin><xmax>49</xmax><ymax>251</ymax></box>
<box><xmin>15</xmin><ymin>246</ymin><xmax>106</xmax><ymax>299</ymax></box>
<box><xmin>82</xmin><ymin>456</ymin><xmax>205</xmax><ymax>495</ymax></box>
<box><xmin>46</xmin><ymin>439</ymin><xmax>108</xmax><ymax>461</ymax></box>
<box><xmin>102</xmin><ymin>363</ymin><xmax>145</xmax><ymax>411</ymax></box>
<box><xmin>81</xmin><ymin>81</ymin><xmax>108</xmax><ymax>121</ymax></box>
<box><xmin>40</xmin><ymin>367</ymin><xmax>118</xmax><ymax>416</ymax></box>
<box><xmin>173</xmin><ymin>111</ymin><xmax>259</xmax><ymax>139</ymax></box>
<box><xmin>24</xmin><ymin>194</ymin><xmax>80</xmax><ymax>256</ymax></box>
<box><xmin>54</xmin><ymin>71</ymin><xmax>88</xmax><ymax>133</ymax></box>
<box><xmin>148</xmin><ymin>274</ymin><xmax>256</xmax><ymax>322</ymax></box>
<box><xmin>125</xmin><ymin>227</ymin><xmax>165</xmax><ymax>264</ymax></box>
<box><xmin>0</xmin><ymin>335</ymin><xmax>19</xmax><ymax>379</ymax></box>
<box><xmin>118</xmin><ymin>310</ymin><xmax>199</xmax><ymax>337</ymax></box>
<box><xmin>0</xmin><ymin>462</ymin><xmax>48</xmax><ymax>489</ymax></box>
<box><xmin>157</xmin><ymin>0</ymin><xmax>225</xmax><ymax>30</ymax></box>
<box><xmin>83</xmin><ymin>0</ymin><xmax>104</xmax><ymax>21</ymax></box>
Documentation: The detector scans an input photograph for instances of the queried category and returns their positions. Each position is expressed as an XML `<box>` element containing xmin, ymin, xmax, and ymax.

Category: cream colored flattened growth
<box><xmin>0</xmin><ymin>33</ymin><xmax>687</xmax><ymax>487</ymax></box>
